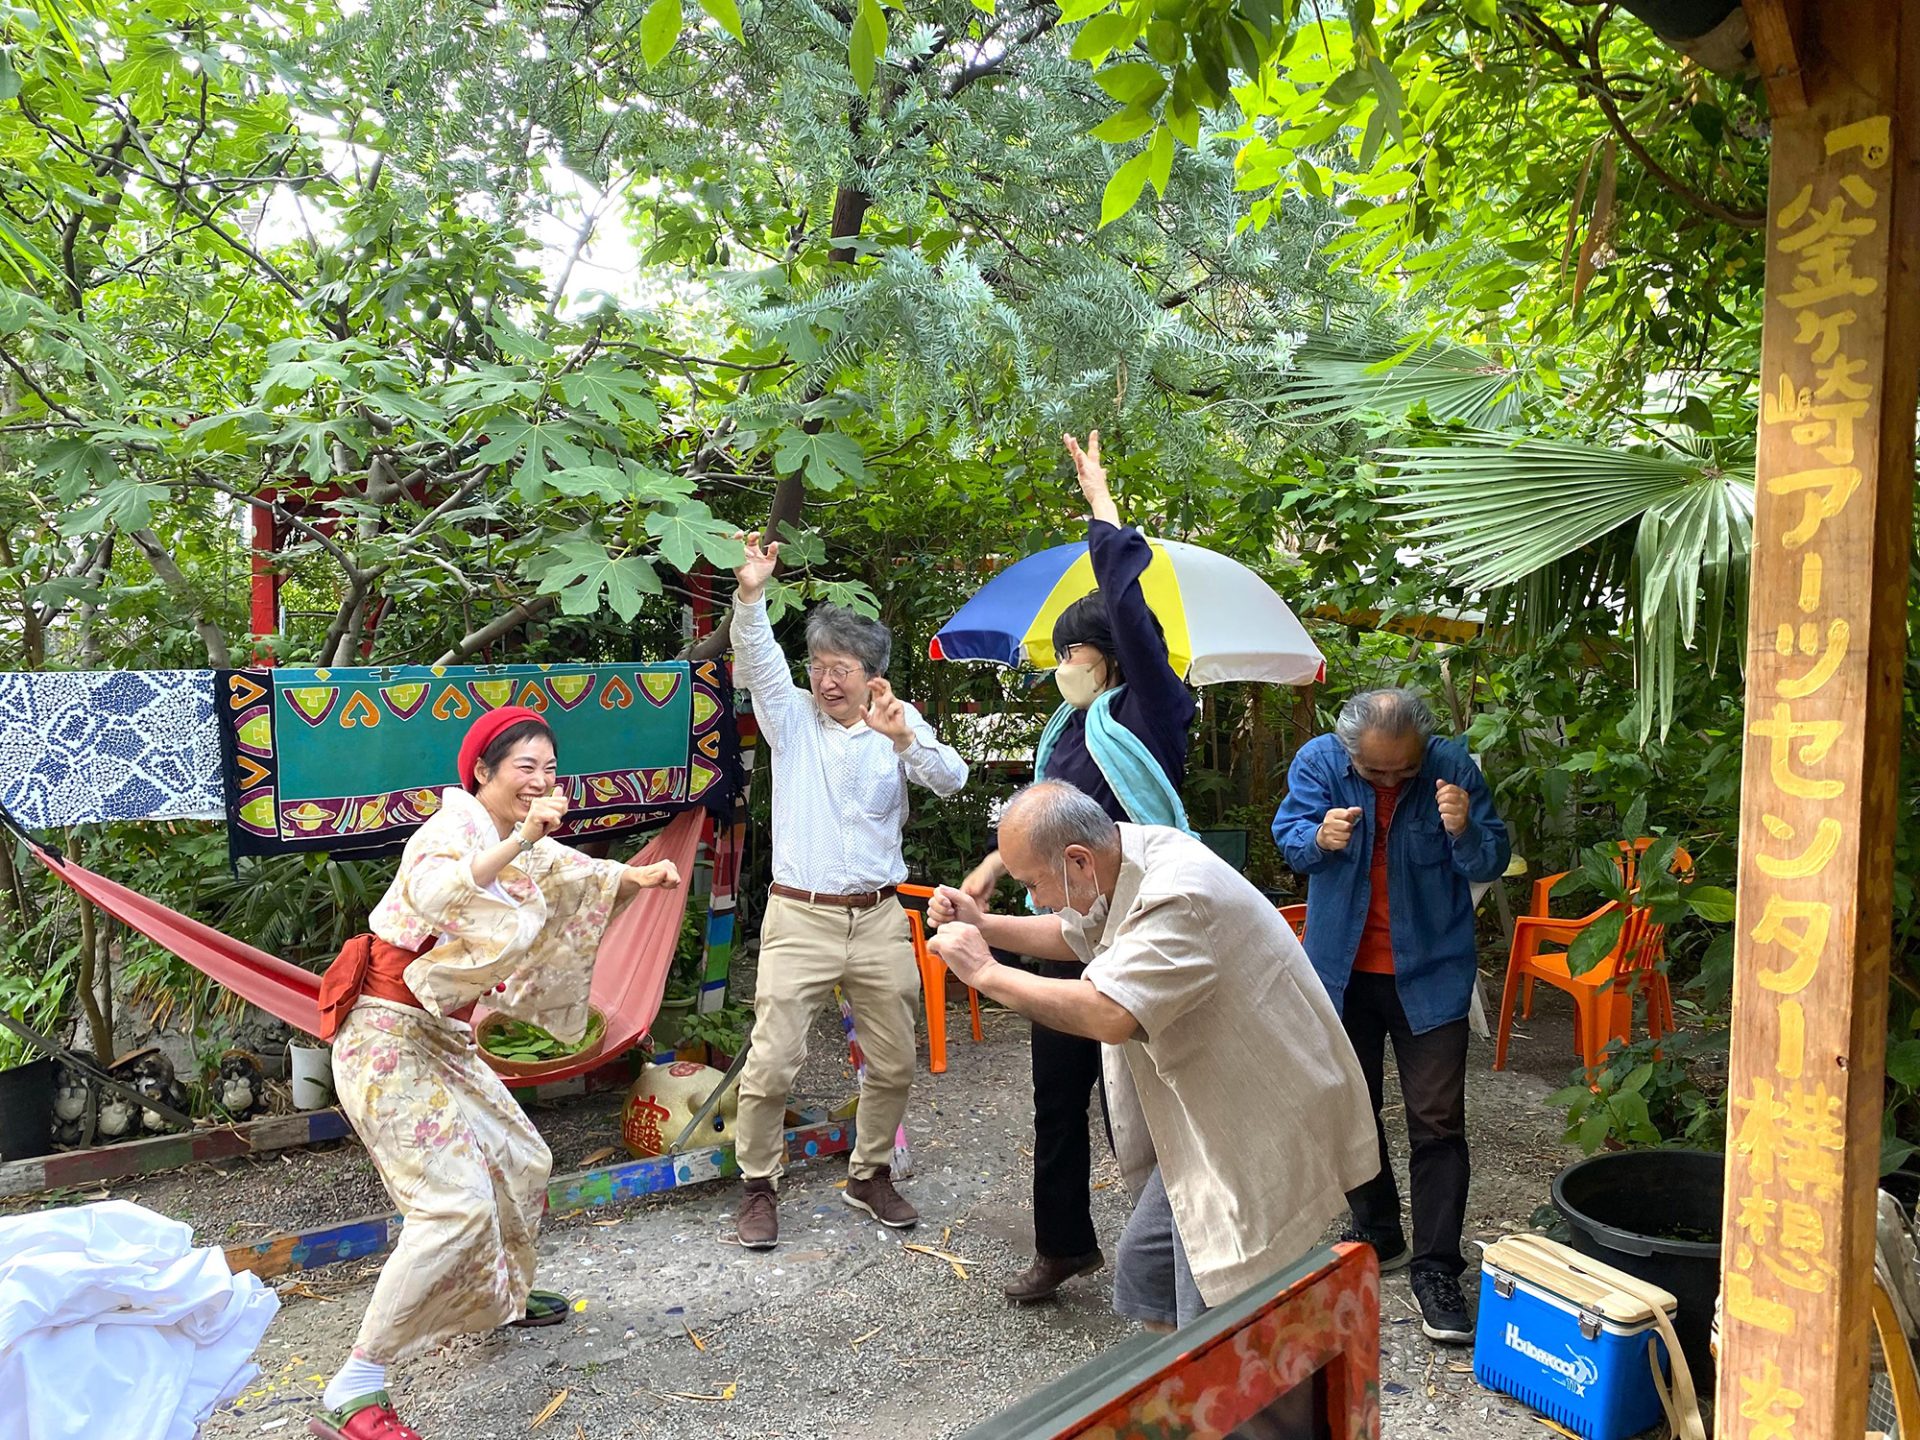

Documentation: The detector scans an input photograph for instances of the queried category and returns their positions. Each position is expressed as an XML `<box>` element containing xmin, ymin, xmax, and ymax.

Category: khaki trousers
<box><xmin>737</xmin><ymin>893</ymin><xmax>919</xmax><ymax>1181</ymax></box>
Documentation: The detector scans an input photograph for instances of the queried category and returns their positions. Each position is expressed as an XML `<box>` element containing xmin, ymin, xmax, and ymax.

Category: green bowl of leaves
<box><xmin>476</xmin><ymin>1007</ymin><xmax>607</xmax><ymax>1079</ymax></box>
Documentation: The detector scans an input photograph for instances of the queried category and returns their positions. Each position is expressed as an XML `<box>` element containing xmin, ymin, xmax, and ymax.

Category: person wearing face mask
<box><xmin>927</xmin><ymin>782</ymin><xmax>1376</xmax><ymax>1335</ymax></box>
<box><xmin>959</xmin><ymin>430</ymin><xmax>1198</xmax><ymax>1306</ymax></box>
<box><xmin>726</xmin><ymin>532</ymin><xmax>969</xmax><ymax>1252</ymax></box>
<box><xmin>1270</xmin><ymin>688</ymin><xmax>1511</xmax><ymax>1349</ymax></box>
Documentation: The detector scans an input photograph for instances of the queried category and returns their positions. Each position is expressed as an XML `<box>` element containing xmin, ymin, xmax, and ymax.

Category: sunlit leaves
<box><xmin>641</xmin><ymin>0</ymin><xmax>682</xmax><ymax>69</ymax></box>
<box><xmin>699</xmin><ymin>0</ymin><xmax>744</xmax><ymax>42</ymax></box>
<box><xmin>556</xmin><ymin>365</ymin><xmax>661</xmax><ymax>429</ymax></box>
<box><xmin>646</xmin><ymin>499</ymin><xmax>746</xmax><ymax>572</ymax></box>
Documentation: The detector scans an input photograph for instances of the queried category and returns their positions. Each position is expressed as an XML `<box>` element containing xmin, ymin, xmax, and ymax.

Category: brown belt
<box><xmin>769</xmin><ymin>883</ymin><xmax>898</xmax><ymax>910</ymax></box>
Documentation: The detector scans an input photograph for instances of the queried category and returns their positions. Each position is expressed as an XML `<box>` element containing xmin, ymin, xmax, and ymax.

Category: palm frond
<box><xmin>1273</xmin><ymin>339</ymin><xmax>1535</xmax><ymax>429</ymax></box>
<box><xmin>1378</xmin><ymin>428</ymin><xmax>1756</xmax><ymax>737</ymax></box>
<box><xmin>1376</xmin><ymin>430</ymin><xmax>1729</xmax><ymax>587</ymax></box>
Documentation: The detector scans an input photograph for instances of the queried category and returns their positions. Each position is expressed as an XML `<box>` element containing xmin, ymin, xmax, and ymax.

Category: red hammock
<box><xmin>20</xmin><ymin>810</ymin><xmax>705</xmax><ymax>1089</ymax></box>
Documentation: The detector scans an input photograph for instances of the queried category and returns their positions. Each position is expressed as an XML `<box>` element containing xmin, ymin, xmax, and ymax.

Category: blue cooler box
<box><xmin>1473</xmin><ymin>1235</ymin><xmax>1676</xmax><ymax>1440</ymax></box>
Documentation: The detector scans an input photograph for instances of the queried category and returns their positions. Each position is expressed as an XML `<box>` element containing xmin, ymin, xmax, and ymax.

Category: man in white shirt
<box><xmin>729</xmin><ymin>532</ymin><xmax>968</xmax><ymax>1249</ymax></box>
<box><xmin>928</xmin><ymin>781</ymin><xmax>1377</xmax><ymax>1328</ymax></box>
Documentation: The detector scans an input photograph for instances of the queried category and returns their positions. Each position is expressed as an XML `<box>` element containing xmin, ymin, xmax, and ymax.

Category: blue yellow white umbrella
<box><xmin>929</xmin><ymin>537</ymin><xmax>1325</xmax><ymax>687</ymax></box>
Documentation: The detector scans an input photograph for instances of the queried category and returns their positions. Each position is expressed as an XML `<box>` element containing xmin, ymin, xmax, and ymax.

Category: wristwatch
<box><xmin>516</xmin><ymin>833</ymin><xmax>538</xmax><ymax>854</ymax></box>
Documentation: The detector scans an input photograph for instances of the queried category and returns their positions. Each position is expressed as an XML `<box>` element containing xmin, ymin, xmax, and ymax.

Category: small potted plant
<box><xmin>676</xmin><ymin>1002</ymin><xmax>754</xmax><ymax>1068</ymax></box>
<box><xmin>651</xmin><ymin>909</ymin><xmax>705</xmax><ymax>1050</ymax></box>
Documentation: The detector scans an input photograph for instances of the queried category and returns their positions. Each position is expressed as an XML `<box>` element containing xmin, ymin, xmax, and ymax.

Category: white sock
<box><xmin>322</xmin><ymin>1354</ymin><xmax>388</xmax><ymax>1410</ymax></box>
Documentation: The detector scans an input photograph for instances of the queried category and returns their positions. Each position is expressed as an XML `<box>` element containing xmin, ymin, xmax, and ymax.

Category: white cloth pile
<box><xmin>0</xmin><ymin>1200</ymin><xmax>278</xmax><ymax>1440</ymax></box>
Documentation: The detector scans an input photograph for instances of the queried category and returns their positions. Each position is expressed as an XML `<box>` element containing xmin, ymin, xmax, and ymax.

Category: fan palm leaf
<box><xmin>1377</xmin><ymin>428</ymin><xmax>1755</xmax><ymax>737</ymax></box>
<box><xmin>1271</xmin><ymin>338</ymin><xmax>1537</xmax><ymax>429</ymax></box>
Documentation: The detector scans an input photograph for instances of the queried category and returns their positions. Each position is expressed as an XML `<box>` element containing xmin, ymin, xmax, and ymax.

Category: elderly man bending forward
<box><xmin>929</xmin><ymin>781</ymin><xmax>1377</xmax><ymax>1328</ymax></box>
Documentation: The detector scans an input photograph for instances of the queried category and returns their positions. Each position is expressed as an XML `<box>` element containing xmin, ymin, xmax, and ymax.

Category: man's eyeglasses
<box><xmin>807</xmin><ymin>662</ymin><xmax>864</xmax><ymax>683</ymax></box>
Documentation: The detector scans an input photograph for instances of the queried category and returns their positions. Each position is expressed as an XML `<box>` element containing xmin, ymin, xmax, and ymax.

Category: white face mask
<box><xmin>1056</xmin><ymin>852</ymin><xmax>1110</xmax><ymax>935</ymax></box>
<box><xmin>1055</xmin><ymin>662</ymin><xmax>1104</xmax><ymax>709</ymax></box>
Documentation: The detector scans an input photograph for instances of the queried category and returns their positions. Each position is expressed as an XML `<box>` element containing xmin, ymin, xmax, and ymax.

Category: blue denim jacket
<box><xmin>1271</xmin><ymin>734</ymin><xmax>1510</xmax><ymax>1034</ymax></box>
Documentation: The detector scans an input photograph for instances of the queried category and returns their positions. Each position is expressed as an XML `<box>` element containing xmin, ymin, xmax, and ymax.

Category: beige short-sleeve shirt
<box><xmin>1068</xmin><ymin>824</ymin><xmax>1379</xmax><ymax>1305</ymax></box>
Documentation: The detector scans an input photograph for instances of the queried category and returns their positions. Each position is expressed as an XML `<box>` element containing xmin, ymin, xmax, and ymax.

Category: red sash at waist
<box><xmin>317</xmin><ymin>934</ymin><xmax>472</xmax><ymax>1040</ymax></box>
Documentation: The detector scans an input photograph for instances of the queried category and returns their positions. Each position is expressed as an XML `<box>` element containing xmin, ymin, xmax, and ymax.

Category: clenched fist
<box><xmin>928</xmin><ymin>884</ymin><xmax>985</xmax><ymax>930</ymax></box>
<box><xmin>926</xmin><ymin>921</ymin><xmax>995</xmax><ymax>986</ymax></box>
<box><xmin>960</xmin><ymin>852</ymin><xmax>1007</xmax><ymax>905</ymax></box>
<box><xmin>518</xmin><ymin>787</ymin><xmax>569</xmax><ymax>845</ymax></box>
<box><xmin>1317</xmin><ymin>806</ymin><xmax>1363</xmax><ymax>852</ymax></box>
<box><xmin>1436</xmin><ymin>780</ymin><xmax>1470</xmax><ymax>836</ymax></box>
<box><xmin>626</xmin><ymin>859</ymin><xmax>681</xmax><ymax>889</ymax></box>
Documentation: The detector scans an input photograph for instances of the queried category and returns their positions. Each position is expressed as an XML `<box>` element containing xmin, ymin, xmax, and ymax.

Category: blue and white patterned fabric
<box><xmin>0</xmin><ymin>671</ymin><xmax>224</xmax><ymax>827</ymax></box>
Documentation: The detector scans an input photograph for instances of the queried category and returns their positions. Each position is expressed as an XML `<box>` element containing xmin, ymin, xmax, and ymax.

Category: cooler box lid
<box><xmin>1483</xmin><ymin>1234</ymin><xmax>1678</xmax><ymax>1327</ymax></box>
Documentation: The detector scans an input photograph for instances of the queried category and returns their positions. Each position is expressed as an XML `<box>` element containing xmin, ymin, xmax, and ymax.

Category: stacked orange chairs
<box><xmin>898</xmin><ymin>883</ymin><xmax>984</xmax><ymax>1075</ymax></box>
<box><xmin>1492</xmin><ymin>840</ymin><xmax>1692</xmax><ymax>1082</ymax></box>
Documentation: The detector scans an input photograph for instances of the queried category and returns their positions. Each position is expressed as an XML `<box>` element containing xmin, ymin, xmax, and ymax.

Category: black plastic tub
<box><xmin>0</xmin><ymin>1056</ymin><xmax>55</xmax><ymax>1161</ymax></box>
<box><xmin>1552</xmin><ymin>1147</ymin><xmax>1724</xmax><ymax>1393</ymax></box>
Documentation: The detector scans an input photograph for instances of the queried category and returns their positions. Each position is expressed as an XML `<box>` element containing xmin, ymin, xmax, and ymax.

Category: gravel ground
<box><xmin>14</xmin><ymin>962</ymin><xmax>1605</xmax><ymax>1439</ymax></box>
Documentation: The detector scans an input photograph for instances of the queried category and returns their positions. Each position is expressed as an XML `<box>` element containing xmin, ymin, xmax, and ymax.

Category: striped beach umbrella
<box><xmin>929</xmin><ymin>537</ymin><xmax>1325</xmax><ymax>687</ymax></box>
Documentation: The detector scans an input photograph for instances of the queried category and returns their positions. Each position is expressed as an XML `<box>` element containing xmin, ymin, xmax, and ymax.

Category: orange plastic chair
<box><xmin>1278</xmin><ymin>903</ymin><xmax>1308</xmax><ymax>941</ymax></box>
<box><xmin>1530</xmin><ymin>841</ymin><xmax>1692</xmax><ymax>1048</ymax></box>
<box><xmin>1496</xmin><ymin>841</ymin><xmax>1692</xmax><ymax>1080</ymax></box>
<box><xmin>898</xmin><ymin>883</ymin><xmax>984</xmax><ymax>1075</ymax></box>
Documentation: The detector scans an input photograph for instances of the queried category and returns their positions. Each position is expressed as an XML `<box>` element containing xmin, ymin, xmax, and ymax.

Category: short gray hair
<box><xmin>1334</xmin><ymin>688</ymin><xmax>1437</xmax><ymax>753</ymax></box>
<box><xmin>1001</xmin><ymin>780</ymin><xmax>1121</xmax><ymax>857</ymax></box>
<box><xmin>805</xmin><ymin>603</ymin><xmax>891</xmax><ymax>677</ymax></box>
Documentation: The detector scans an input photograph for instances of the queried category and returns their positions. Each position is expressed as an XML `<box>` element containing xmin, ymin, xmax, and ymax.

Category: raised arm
<box><xmin>728</xmin><ymin>531</ymin><xmax>809</xmax><ymax>743</ymax></box>
<box><xmin>1066</xmin><ymin>432</ymin><xmax>1191</xmax><ymax>719</ymax></box>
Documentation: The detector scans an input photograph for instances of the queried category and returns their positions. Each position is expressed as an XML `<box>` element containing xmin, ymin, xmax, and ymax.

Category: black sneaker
<box><xmin>1338</xmin><ymin>1227</ymin><xmax>1412</xmax><ymax>1274</ymax></box>
<box><xmin>1410</xmin><ymin>1268</ymin><xmax>1474</xmax><ymax>1344</ymax></box>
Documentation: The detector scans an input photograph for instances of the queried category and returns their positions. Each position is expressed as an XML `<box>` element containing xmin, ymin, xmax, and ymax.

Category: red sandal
<box><xmin>308</xmin><ymin>1391</ymin><xmax>424</xmax><ymax>1440</ymax></box>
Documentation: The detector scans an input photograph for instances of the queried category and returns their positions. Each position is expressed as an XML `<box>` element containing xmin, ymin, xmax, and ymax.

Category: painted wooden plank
<box><xmin>1</xmin><ymin>1064</ymin><xmax>640</xmax><ymax>1199</ymax></box>
<box><xmin>1743</xmin><ymin>0</ymin><xmax>1809</xmax><ymax>117</ymax></box>
<box><xmin>1719</xmin><ymin>11</ymin><xmax>1920</xmax><ymax>1437</ymax></box>
<box><xmin>222</xmin><ymin>1119</ymin><xmax>853</xmax><ymax>1281</ymax></box>
<box><xmin>0</xmin><ymin>1108</ymin><xmax>354</xmax><ymax>1198</ymax></box>
<box><xmin>0</xmin><ymin>1157</ymin><xmax>47</xmax><ymax>1195</ymax></box>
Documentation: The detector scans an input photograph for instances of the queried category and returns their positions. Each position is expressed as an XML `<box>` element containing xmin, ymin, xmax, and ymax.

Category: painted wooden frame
<box><xmin>222</xmin><ymin>1118</ymin><xmax>853</xmax><ymax>1281</ymax></box>
<box><xmin>964</xmin><ymin>1242</ymin><xmax>1380</xmax><ymax>1440</ymax></box>
<box><xmin>0</xmin><ymin>1106</ymin><xmax>355</xmax><ymax>1198</ymax></box>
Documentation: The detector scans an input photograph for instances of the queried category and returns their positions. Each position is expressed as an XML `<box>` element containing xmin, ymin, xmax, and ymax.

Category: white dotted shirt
<box><xmin>732</xmin><ymin>596</ymin><xmax>967</xmax><ymax>892</ymax></box>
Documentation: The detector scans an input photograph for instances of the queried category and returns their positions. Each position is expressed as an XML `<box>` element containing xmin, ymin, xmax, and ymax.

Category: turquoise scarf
<box><xmin>1033</xmin><ymin>688</ymin><xmax>1193</xmax><ymax>833</ymax></box>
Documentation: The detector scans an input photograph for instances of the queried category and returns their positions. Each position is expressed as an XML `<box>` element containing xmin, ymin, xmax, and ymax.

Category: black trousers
<box><xmin>1341</xmin><ymin>971</ymin><xmax>1470</xmax><ymax>1278</ymax></box>
<box><xmin>1030</xmin><ymin>967</ymin><xmax>1108</xmax><ymax>1258</ymax></box>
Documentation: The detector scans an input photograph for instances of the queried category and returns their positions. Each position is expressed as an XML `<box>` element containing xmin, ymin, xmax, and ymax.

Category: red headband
<box><xmin>457</xmin><ymin>706</ymin><xmax>549</xmax><ymax>792</ymax></box>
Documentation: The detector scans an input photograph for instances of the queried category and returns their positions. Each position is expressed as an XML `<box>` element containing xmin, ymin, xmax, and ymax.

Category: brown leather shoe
<box><xmin>736</xmin><ymin>1178</ymin><xmax>778</xmax><ymax>1249</ymax></box>
<box><xmin>842</xmin><ymin>1172</ymin><xmax>918</xmax><ymax>1228</ymax></box>
<box><xmin>1003</xmin><ymin>1249</ymin><xmax>1105</xmax><ymax>1303</ymax></box>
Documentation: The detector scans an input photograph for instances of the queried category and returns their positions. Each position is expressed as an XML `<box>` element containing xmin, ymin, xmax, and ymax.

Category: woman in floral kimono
<box><xmin>309</xmin><ymin>706</ymin><xmax>680</xmax><ymax>1440</ymax></box>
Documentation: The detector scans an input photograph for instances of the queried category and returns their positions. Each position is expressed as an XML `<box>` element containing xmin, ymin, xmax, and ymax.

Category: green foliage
<box><xmin>676</xmin><ymin>1001</ymin><xmax>753</xmax><ymax>1057</ymax></box>
<box><xmin>1549</xmin><ymin>1029</ymin><xmax>1728</xmax><ymax>1157</ymax></box>
<box><xmin>0</xmin><ymin>0</ymin><xmax>1910</xmax><ymax>1175</ymax></box>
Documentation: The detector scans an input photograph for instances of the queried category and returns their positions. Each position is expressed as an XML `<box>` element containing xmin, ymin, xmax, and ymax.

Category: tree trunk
<box><xmin>684</xmin><ymin>175</ymin><xmax>868</xmax><ymax>668</ymax></box>
<box><xmin>432</xmin><ymin>595</ymin><xmax>555</xmax><ymax>666</ymax></box>
<box><xmin>67</xmin><ymin>832</ymin><xmax>114</xmax><ymax>1061</ymax></box>
<box><xmin>0</xmin><ymin>829</ymin><xmax>32</xmax><ymax>928</ymax></box>
<box><xmin>131</xmin><ymin>528</ymin><xmax>231</xmax><ymax>667</ymax></box>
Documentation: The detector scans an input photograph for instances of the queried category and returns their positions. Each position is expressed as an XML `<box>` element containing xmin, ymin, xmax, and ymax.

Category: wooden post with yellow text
<box><xmin>1720</xmin><ymin>3</ymin><xmax>1920</xmax><ymax>1435</ymax></box>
